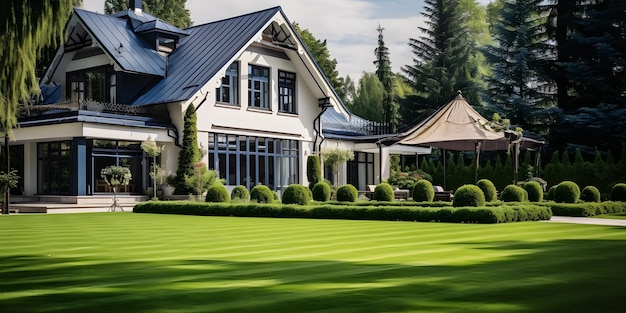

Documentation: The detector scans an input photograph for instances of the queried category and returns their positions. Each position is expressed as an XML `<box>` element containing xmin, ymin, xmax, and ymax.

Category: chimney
<box><xmin>129</xmin><ymin>0</ymin><xmax>142</xmax><ymax>13</ymax></box>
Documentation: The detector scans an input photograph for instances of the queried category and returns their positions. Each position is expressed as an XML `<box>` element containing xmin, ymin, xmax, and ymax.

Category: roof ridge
<box><xmin>184</xmin><ymin>6</ymin><xmax>282</xmax><ymax>30</ymax></box>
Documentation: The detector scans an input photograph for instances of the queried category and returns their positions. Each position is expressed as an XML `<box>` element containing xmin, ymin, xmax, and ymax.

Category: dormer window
<box><xmin>67</xmin><ymin>66</ymin><xmax>116</xmax><ymax>103</ymax></box>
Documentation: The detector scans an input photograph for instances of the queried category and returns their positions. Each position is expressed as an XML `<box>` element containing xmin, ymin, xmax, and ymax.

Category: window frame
<box><xmin>278</xmin><ymin>70</ymin><xmax>297</xmax><ymax>114</ymax></box>
<box><xmin>248</xmin><ymin>64</ymin><xmax>271</xmax><ymax>110</ymax></box>
<box><xmin>215</xmin><ymin>61</ymin><xmax>240</xmax><ymax>105</ymax></box>
<box><xmin>66</xmin><ymin>66</ymin><xmax>115</xmax><ymax>103</ymax></box>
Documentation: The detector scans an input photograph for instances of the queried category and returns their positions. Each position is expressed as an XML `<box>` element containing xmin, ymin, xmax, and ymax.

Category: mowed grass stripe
<box><xmin>2</xmin><ymin>213</ymin><xmax>626</xmax><ymax>313</ymax></box>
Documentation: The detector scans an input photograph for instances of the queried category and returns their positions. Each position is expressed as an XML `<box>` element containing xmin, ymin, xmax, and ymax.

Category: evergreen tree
<box><xmin>403</xmin><ymin>0</ymin><xmax>483</xmax><ymax>118</ymax></box>
<box><xmin>374</xmin><ymin>25</ymin><xmax>399</xmax><ymax>132</ymax></box>
<box><xmin>174</xmin><ymin>104</ymin><xmax>199</xmax><ymax>194</ymax></box>
<box><xmin>105</xmin><ymin>0</ymin><xmax>192</xmax><ymax>28</ymax></box>
<box><xmin>293</xmin><ymin>23</ymin><xmax>346</xmax><ymax>102</ymax></box>
<box><xmin>483</xmin><ymin>0</ymin><xmax>559</xmax><ymax>136</ymax></box>
<box><xmin>348</xmin><ymin>72</ymin><xmax>385</xmax><ymax>122</ymax></box>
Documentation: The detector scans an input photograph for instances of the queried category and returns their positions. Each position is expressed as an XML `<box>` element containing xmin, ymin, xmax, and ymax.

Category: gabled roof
<box><xmin>73</xmin><ymin>8</ymin><xmax>167</xmax><ymax>76</ymax></box>
<box><xmin>131</xmin><ymin>7</ymin><xmax>281</xmax><ymax>106</ymax></box>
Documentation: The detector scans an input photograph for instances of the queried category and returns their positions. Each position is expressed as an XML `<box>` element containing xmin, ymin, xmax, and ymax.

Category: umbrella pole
<box><xmin>443</xmin><ymin>148</ymin><xmax>447</xmax><ymax>190</ymax></box>
<box><xmin>475</xmin><ymin>141</ymin><xmax>481</xmax><ymax>183</ymax></box>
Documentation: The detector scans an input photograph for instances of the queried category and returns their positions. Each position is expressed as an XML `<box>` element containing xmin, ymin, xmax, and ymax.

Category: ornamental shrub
<box><xmin>523</xmin><ymin>181</ymin><xmax>543</xmax><ymax>202</ymax></box>
<box><xmin>374</xmin><ymin>183</ymin><xmax>394</xmax><ymax>202</ymax></box>
<box><xmin>453</xmin><ymin>184</ymin><xmax>485</xmax><ymax>207</ymax></box>
<box><xmin>312</xmin><ymin>181</ymin><xmax>331</xmax><ymax>202</ymax></box>
<box><xmin>306</xmin><ymin>155</ymin><xmax>322</xmax><ymax>190</ymax></box>
<box><xmin>546</xmin><ymin>185</ymin><xmax>557</xmax><ymax>200</ymax></box>
<box><xmin>231</xmin><ymin>185</ymin><xmax>249</xmax><ymax>201</ymax></box>
<box><xmin>581</xmin><ymin>186</ymin><xmax>601</xmax><ymax>202</ymax></box>
<box><xmin>500</xmin><ymin>184</ymin><xmax>526</xmax><ymax>202</ymax></box>
<box><xmin>336</xmin><ymin>184</ymin><xmax>358</xmax><ymax>202</ymax></box>
<box><xmin>554</xmin><ymin>181</ymin><xmax>581</xmax><ymax>203</ymax></box>
<box><xmin>250</xmin><ymin>185</ymin><xmax>274</xmax><ymax>203</ymax></box>
<box><xmin>476</xmin><ymin>179</ymin><xmax>497</xmax><ymax>202</ymax></box>
<box><xmin>412</xmin><ymin>179</ymin><xmax>434</xmax><ymax>202</ymax></box>
<box><xmin>205</xmin><ymin>184</ymin><xmax>230</xmax><ymax>203</ymax></box>
<box><xmin>611</xmin><ymin>183</ymin><xmax>626</xmax><ymax>202</ymax></box>
<box><xmin>282</xmin><ymin>184</ymin><xmax>311</xmax><ymax>205</ymax></box>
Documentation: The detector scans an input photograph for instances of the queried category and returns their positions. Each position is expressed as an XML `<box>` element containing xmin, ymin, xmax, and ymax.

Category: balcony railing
<box><xmin>20</xmin><ymin>100</ymin><xmax>169</xmax><ymax>119</ymax></box>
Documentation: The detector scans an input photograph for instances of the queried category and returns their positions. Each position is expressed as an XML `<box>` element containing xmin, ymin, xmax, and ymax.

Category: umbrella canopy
<box><xmin>397</xmin><ymin>92</ymin><xmax>511</xmax><ymax>150</ymax></box>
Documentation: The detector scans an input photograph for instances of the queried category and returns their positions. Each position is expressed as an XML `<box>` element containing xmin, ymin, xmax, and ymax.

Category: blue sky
<box><xmin>82</xmin><ymin>0</ymin><xmax>492</xmax><ymax>80</ymax></box>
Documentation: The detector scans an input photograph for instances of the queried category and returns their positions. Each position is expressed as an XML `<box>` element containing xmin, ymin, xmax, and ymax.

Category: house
<box><xmin>7</xmin><ymin>1</ymin><xmax>431</xmax><ymax>205</ymax></box>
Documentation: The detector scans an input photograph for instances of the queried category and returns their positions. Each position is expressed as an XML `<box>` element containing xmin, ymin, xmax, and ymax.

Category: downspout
<box><xmin>313</xmin><ymin>106</ymin><xmax>328</xmax><ymax>154</ymax></box>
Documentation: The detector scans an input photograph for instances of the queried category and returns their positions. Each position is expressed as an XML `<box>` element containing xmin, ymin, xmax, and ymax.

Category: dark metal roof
<box><xmin>135</xmin><ymin>19</ymin><xmax>190</xmax><ymax>37</ymax></box>
<box><xmin>39</xmin><ymin>83</ymin><xmax>62</xmax><ymax>104</ymax></box>
<box><xmin>74</xmin><ymin>8</ymin><xmax>166</xmax><ymax>77</ymax></box>
<box><xmin>131</xmin><ymin>6</ymin><xmax>281</xmax><ymax>106</ymax></box>
<box><xmin>18</xmin><ymin>110</ymin><xmax>175</xmax><ymax>129</ymax></box>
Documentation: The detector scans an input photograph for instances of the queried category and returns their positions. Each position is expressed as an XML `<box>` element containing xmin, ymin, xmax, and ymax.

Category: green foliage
<box><xmin>312</xmin><ymin>181</ymin><xmax>331</xmax><ymax>202</ymax></box>
<box><xmin>374</xmin><ymin>183</ymin><xmax>394</xmax><ymax>202</ymax></box>
<box><xmin>374</xmin><ymin>25</ymin><xmax>400</xmax><ymax>132</ymax></box>
<box><xmin>547</xmin><ymin>201</ymin><xmax>626</xmax><ymax>217</ymax></box>
<box><xmin>581</xmin><ymin>186</ymin><xmax>601</xmax><ymax>203</ymax></box>
<box><xmin>134</xmin><ymin>201</ymin><xmax>552</xmax><ymax>224</ymax></box>
<box><xmin>306</xmin><ymin>155</ymin><xmax>322</xmax><ymax>189</ymax></box>
<box><xmin>412</xmin><ymin>180</ymin><xmax>435</xmax><ymax>202</ymax></box>
<box><xmin>322</xmin><ymin>148</ymin><xmax>354</xmax><ymax>185</ymax></box>
<box><xmin>205</xmin><ymin>184</ymin><xmax>230</xmax><ymax>203</ymax></box>
<box><xmin>554</xmin><ymin>181</ymin><xmax>581</xmax><ymax>204</ymax></box>
<box><xmin>611</xmin><ymin>183</ymin><xmax>626</xmax><ymax>202</ymax></box>
<box><xmin>0</xmin><ymin>170</ymin><xmax>19</xmax><ymax>198</ymax></box>
<box><xmin>348</xmin><ymin>72</ymin><xmax>385</xmax><ymax>122</ymax></box>
<box><xmin>184</xmin><ymin>164</ymin><xmax>218</xmax><ymax>196</ymax></box>
<box><xmin>453</xmin><ymin>184</ymin><xmax>486</xmax><ymax>208</ymax></box>
<box><xmin>100</xmin><ymin>166</ymin><xmax>132</xmax><ymax>187</ymax></box>
<box><xmin>230</xmin><ymin>185</ymin><xmax>249</xmax><ymax>202</ymax></box>
<box><xmin>336</xmin><ymin>184</ymin><xmax>358</xmax><ymax>202</ymax></box>
<box><xmin>523</xmin><ymin>181</ymin><xmax>544</xmax><ymax>202</ymax></box>
<box><xmin>173</xmin><ymin>104</ymin><xmax>200</xmax><ymax>194</ymax></box>
<box><xmin>546</xmin><ymin>185</ymin><xmax>557</xmax><ymax>201</ymax></box>
<box><xmin>476</xmin><ymin>179</ymin><xmax>498</xmax><ymax>202</ymax></box>
<box><xmin>105</xmin><ymin>0</ymin><xmax>192</xmax><ymax>28</ymax></box>
<box><xmin>250</xmin><ymin>185</ymin><xmax>274</xmax><ymax>204</ymax></box>
<box><xmin>282</xmin><ymin>184</ymin><xmax>311</xmax><ymax>205</ymax></box>
<box><xmin>500</xmin><ymin>185</ymin><xmax>527</xmax><ymax>202</ymax></box>
<box><xmin>387</xmin><ymin>168</ymin><xmax>432</xmax><ymax>190</ymax></box>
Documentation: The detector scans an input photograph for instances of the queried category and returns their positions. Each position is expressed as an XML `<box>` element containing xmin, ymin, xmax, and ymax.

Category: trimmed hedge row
<box><xmin>546</xmin><ymin>201</ymin><xmax>626</xmax><ymax>217</ymax></box>
<box><xmin>134</xmin><ymin>201</ymin><xmax>551</xmax><ymax>224</ymax></box>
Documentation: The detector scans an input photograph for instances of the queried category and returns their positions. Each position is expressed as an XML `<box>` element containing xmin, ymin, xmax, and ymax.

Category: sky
<box><xmin>81</xmin><ymin>0</ymin><xmax>492</xmax><ymax>81</ymax></box>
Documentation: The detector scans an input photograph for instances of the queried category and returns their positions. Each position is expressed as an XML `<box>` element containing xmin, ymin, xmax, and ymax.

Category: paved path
<box><xmin>544</xmin><ymin>216</ymin><xmax>626</xmax><ymax>227</ymax></box>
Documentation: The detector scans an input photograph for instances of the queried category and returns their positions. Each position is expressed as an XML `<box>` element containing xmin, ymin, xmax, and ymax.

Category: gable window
<box><xmin>248</xmin><ymin>64</ymin><xmax>270</xmax><ymax>109</ymax></box>
<box><xmin>278</xmin><ymin>70</ymin><xmax>296</xmax><ymax>114</ymax></box>
<box><xmin>216</xmin><ymin>62</ymin><xmax>239</xmax><ymax>105</ymax></box>
<box><xmin>67</xmin><ymin>66</ymin><xmax>116</xmax><ymax>103</ymax></box>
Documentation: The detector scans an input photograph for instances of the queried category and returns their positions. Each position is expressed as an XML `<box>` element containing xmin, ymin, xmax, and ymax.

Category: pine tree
<box><xmin>105</xmin><ymin>0</ymin><xmax>192</xmax><ymax>28</ymax></box>
<box><xmin>483</xmin><ymin>0</ymin><xmax>559</xmax><ymax>136</ymax></box>
<box><xmin>374</xmin><ymin>25</ymin><xmax>399</xmax><ymax>133</ymax></box>
<box><xmin>403</xmin><ymin>0</ymin><xmax>483</xmax><ymax>122</ymax></box>
<box><xmin>174</xmin><ymin>104</ymin><xmax>199</xmax><ymax>194</ymax></box>
<box><xmin>348</xmin><ymin>72</ymin><xmax>385</xmax><ymax>122</ymax></box>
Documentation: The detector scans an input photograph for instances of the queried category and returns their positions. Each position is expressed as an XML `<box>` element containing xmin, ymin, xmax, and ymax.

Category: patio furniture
<box><xmin>434</xmin><ymin>185</ymin><xmax>454</xmax><ymax>201</ymax></box>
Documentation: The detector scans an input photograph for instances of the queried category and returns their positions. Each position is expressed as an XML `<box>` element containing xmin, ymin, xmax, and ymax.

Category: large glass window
<box><xmin>216</xmin><ymin>62</ymin><xmax>239</xmax><ymax>105</ymax></box>
<box><xmin>38</xmin><ymin>141</ymin><xmax>72</xmax><ymax>195</ymax></box>
<box><xmin>67</xmin><ymin>66</ymin><xmax>116</xmax><ymax>103</ymax></box>
<box><xmin>248</xmin><ymin>65</ymin><xmax>270</xmax><ymax>109</ymax></box>
<box><xmin>208</xmin><ymin>133</ymin><xmax>299</xmax><ymax>191</ymax></box>
<box><xmin>91</xmin><ymin>140</ymin><xmax>144</xmax><ymax>194</ymax></box>
<box><xmin>278</xmin><ymin>70</ymin><xmax>296</xmax><ymax>114</ymax></box>
<box><xmin>347</xmin><ymin>152</ymin><xmax>375</xmax><ymax>191</ymax></box>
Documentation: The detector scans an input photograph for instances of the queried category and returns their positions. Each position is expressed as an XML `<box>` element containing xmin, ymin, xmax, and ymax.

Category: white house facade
<box><xmin>7</xmin><ymin>2</ymin><xmax>430</xmax><ymax>202</ymax></box>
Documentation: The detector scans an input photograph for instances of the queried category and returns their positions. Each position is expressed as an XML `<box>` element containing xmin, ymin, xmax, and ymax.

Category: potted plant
<box><xmin>100</xmin><ymin>165</ymin><xmax>132</xmax><ymax>211</ymax></box>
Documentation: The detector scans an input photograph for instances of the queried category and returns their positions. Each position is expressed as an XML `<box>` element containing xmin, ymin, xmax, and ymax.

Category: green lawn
<box><xmin>1</xmin><ymin>213</ymin><xmax>625</xmax><ymax>313</ymax></box>
<box><xmin>596</xmin><ymin>213</ymin><xmax>626</xmax><ymax>220</ymax></box>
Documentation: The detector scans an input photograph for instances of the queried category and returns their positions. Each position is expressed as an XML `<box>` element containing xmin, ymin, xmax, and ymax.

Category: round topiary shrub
<box><xmin>312</xmin><ymin>181</ymin><xmax>331</xmax><ymax>202</ymax></box>
<box><xmin>581</xmin><ymin>186</ymin><xmax>601</xmax><ymax>202</ymax></box>
<box><xmin>336</xmin><ymin>184</ymin><xmax>358</xmax><ymax>202</ymax></box>
<box><xmin>452</xmin><ymin>184</ymin><xmax>485</xmax><ymax>207</ymax></box>
<box><xmin>610</xmin><ymin>183</ymin><xmax>626</xmax><ymax>202</ymax></box>
<box><xmin>476</xmin><ymin>179</ymin><xmax>497</xmax><ymax>202</ymax></box>
<box><xmin>205</xmin><ymin>184</ymin><xmax>230</xmax><ymax>203</ymax></box>
<box><xmin>282</xmin><ymin>184</ymin><xmax>311</xmax><ymax>205</ymax></box>
<box><xmin>230</xmin><ymin>185</ymin><xmax>249</xmax><ymax>201</ymax></box>
<box><xmin>523</xmin><ymin>181</ymin><xmax>543</xmax><ymax>202</ymax></box>
<box><xmin>250</xmin><ymin>185</ymin><xmax>274</xmax><ymax>203</ymax></box>
<box><xmin>412</xmin><ymin>179</ymin><xmax>434</xmax><ymax>202</ymax></box>
<box><xmin>500</xmin><ymin>184</ymin><xmax>526</xmax><ymax>202</ymax></box>
<box><xmin>374</xmin><ymin>183</ymin><xmax>394</xmax><ymax>202</ymax></box>
<box><xmin>554</xmin><ymin>181</ymin><xmax>581</xmax><ymax>203</ymax></box>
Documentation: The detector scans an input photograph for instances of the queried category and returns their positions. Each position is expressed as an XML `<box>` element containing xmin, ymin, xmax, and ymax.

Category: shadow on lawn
<box><xmin>1</xmin><ymin>238</ymin><xmax>625</xmax><ymax>313</ymax></box>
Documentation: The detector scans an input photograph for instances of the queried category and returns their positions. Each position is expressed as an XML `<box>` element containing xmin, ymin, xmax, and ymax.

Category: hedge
<box><xmin>546</xmin><ymin>201</ymin><xmax>626</xmax><ymax>217</ymax></box>
<box><xmin>133</xmin><ymin>201</ymin><xmax>552</xmax><ymax>224</ymax></box>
